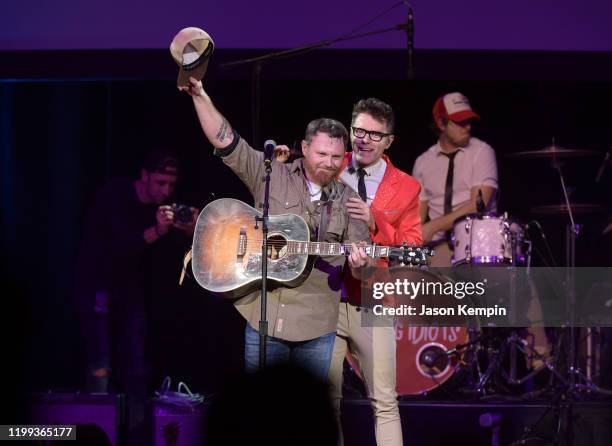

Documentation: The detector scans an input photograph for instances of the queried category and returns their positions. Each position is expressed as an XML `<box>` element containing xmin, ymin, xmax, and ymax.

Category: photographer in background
<box><xmin>74</xmin><ymin>148</ymin><xmax>197</xmax><ymax>444</ymax></box>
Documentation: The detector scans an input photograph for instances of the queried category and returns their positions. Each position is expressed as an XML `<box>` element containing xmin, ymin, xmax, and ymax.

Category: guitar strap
<box><xmin>179</xmin><ymin>249</ymin><xmax>192</xmax><ymax>285</ymax></box>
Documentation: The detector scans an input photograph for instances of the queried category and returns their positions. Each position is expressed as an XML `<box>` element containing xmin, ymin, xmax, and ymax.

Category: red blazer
<box><xmin>340</xmin><ymin>152</ymin><xmax>422</xmax><ymax>305</ymax></box>
<box><xmin>340</xmin><ymin>152</ymin><xmax>422</xmax><ymax>246</ymax></box>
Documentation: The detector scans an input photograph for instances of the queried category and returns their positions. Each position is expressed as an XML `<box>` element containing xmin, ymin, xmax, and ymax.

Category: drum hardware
<box><xmin>505</xmin><ymin>140</ymin><xmax>611</xmax><ymax>398</ymax></box>
<box><xmin>585</xmin><ymin>327</ymin><xmax>596</xmax><ymax>382</ymax></box>
<box><xmin>476</xmin><ymin>188</ymin><xmax>486</xmax><ymax>218</ymax></box>
<box><xmin>444</xmin><ymin>326</ymin><xmax>558</xmax><ymax>399</ymax></box>
<box><xmin>447</xmin><ymin>209</ymin><xmax>542</xmax><ymax>397</ymax></box>
<box><xmin>419</xmin><ymin>335</ymin><xmax>475</xmax><ymax>375</ymax></box>
<box><xmin>463</xmin><ymin>329</ymin><xmax>547</xmax><ymax>396</ymax></box>
<box><xmin>504</xmin><ymin>332</ymin><xmax>562</xmax><ymax>387</ymax></box>
<box><xmin>525</xmin><ymin>220</ymin><xmax>556</xmax><ymax>268</ymax></box>
<box><xmin>474</xmin><ymin>341</ymin><xmax>503</xmax><ymax>396</ymax></box>
<box><xmin>508</xmin><ymin>337</ymin><xmax>612</xmax><ymax>446</ymax></box>
<box><xmin>549</xmin><ymin>150</ymin><xmax>588</xmax><ymax>396</ymax></box>
<box><xmin>510</xmin><ymin>386</ymin><xmax>566</xmax><ymax>446</ymax></box>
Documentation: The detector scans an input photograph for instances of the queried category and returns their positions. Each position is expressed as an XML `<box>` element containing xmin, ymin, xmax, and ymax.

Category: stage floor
<box><xmin>341</xmin><ymin>398</ymin><xmax>612</xmax><ymax>446</ymax></box>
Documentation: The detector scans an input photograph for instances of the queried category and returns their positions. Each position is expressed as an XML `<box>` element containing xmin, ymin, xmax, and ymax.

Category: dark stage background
<box><xmin>2</xmin><ymin>49</ymin><xmax>612</xmax><ymax>409</ymax></box>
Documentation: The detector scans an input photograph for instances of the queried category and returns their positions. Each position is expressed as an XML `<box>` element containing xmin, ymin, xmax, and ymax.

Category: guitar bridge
<box><xmin>237</xmin><ymin>227</ymin><xmax>247</xmax><ymax>262</ymax></box>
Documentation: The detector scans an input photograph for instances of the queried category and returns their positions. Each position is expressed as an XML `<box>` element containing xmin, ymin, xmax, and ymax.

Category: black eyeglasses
<box><xmin>351</xmin><ymin>126</ymin><xmax>392</xmax><ymax>142</ymax></box>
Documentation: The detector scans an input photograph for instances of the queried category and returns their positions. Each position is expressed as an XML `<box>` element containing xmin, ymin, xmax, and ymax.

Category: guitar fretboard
<box><xmin>285</xmin><ymin>241</ymin><xmax>390</xmax><ymax>258</ymax></box>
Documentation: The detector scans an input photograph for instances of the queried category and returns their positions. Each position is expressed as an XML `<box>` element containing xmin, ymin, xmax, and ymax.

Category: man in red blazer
<box><xmin>332</xmin><ymin>98</ymin><xmax>422</xmax><ymax>446</ymax></box>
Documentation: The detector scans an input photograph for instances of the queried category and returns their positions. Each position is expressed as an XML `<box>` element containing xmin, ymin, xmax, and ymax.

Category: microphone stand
<box><xmin>406</xmin><ymin>7</ymin><xmax>415</xmax><ymax>79</ymax></box>
<box><xmin>254</xmin><ymin>157</ymin><xmax>273</xmax><ymax>370</ymax></box>
<box><xmin>222</xmin><ymin>8</ymin><xmax>412</xmax><ymax>147</ymax></box>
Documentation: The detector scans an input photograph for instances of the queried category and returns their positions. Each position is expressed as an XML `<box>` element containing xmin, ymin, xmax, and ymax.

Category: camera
<box><xmin>171</xmin><ymin>204</ymin><xmax>194</xmax><ymax>224</ymax></box>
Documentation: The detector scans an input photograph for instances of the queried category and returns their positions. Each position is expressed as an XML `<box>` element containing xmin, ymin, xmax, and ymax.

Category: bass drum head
<box><xmin>390</xmin><ymin>267</ymin><xmax>475</xmax><ymax>396</ymax></box>
<box><xmin>395</xmin><ymin>324</ymin><xmax>470</xmax><ymax>395</ymax></box>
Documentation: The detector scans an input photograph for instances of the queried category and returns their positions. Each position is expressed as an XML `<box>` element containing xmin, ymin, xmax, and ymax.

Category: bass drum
<box><xmin>346</xmin><ymin>319</ymin><xmax>472</xmax><ymax>396</ymax></box>
<box><xmin>391</xmin><ymin>267</ymin><xmax>477</xmax><ymax>396</ymax></box>
<box><xmin>344</xmin><ymin>267</ymin><xmax>479</xmax><ymax>396</ymax></box>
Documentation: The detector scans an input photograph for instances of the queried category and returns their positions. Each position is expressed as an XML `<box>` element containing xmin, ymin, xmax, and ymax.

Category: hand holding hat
<box><xmin>178</xmin><ymin>76</ymin><xmax>206</xmax><ymax>97</ymax></box>
<box><xmin>170</xmin><ymin>27</ymin><xmax>214</xmax><ymax>88</ymax></box>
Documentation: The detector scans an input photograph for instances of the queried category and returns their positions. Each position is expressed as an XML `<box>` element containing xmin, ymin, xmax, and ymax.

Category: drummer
<box><xmin>413</xmin><ymin>96</ymin><xmax>550</xmax><ymax>373</ymax></box>
<box><xmin>412</xmin><ymin>92</ymin><xmax>498</xmax><ymax>267</ymax></box>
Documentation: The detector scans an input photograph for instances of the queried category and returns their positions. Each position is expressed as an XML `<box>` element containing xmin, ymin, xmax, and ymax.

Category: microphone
<box><xmin>476</xmin><ymin>189</ymin><xmax>485</xmax><ymax>217</ymax></box>
<box><xmin>595</xmin><ymin>147</ymin><xmax>611</xmax><ymax>183</ymax></box>
<box><xmin>263</xmin><ymin>139</ymin><xmax>276</xmax><ymax>166</ymax></box>
<box><xmin>422</xmin><ymin>351</ymin><xmax>436</xmax><ymax>367</ymax></box>
<box><xmin>419</xmin><ymin>345</ymin><xmax>449</xmax><ymax>372</ymax></box>
<box><xmin>406</xmin><ymin>6</ymin><xmax>414</xmax><ymax>79</ymax></box>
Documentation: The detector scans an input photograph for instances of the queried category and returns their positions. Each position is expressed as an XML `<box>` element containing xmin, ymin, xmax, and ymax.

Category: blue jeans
<box><xmin>244</xmin><ymin>323</ymin><xmax>335</xmax><ymax>382</ymax></box>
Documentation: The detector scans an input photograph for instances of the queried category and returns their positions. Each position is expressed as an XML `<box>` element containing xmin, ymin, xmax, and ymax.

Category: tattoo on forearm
<box><xmin>216</xmin><ymin>118</ymin><xmax>229</xmax><ymax>143</ymax></box>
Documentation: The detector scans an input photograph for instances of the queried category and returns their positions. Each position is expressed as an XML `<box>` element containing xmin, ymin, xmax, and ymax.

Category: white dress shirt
<box><xmin>412</xmin><ymin>137</ymin><xmax>498</xmax><ymax>241</ymax></box>
<box><xmin>339</xmin><ymin>156</ymin><xmax>387</xmax><ymax>206</ymax></box>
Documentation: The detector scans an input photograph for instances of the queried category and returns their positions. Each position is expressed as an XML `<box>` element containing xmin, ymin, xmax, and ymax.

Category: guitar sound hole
<box><xmin>266</xmin><ymin>234</ymin><xmax>288</xmax><ymax>260</ymax></box>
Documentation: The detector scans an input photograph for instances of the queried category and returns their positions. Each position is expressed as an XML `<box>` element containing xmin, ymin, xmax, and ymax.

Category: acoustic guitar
<box><xmin>191</xmin><ymin>198</ymin><xmax>430</xmax><ymax>298</ymax></box>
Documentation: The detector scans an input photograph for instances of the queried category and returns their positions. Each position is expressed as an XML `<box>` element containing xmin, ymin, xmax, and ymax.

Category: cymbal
<box><xmin>530</xmin><ymin>203</ymin><xmax>607</xmax><ymax>215</ymax></box>
<box><xmin>507</xmin><ymin>146</ymin><xmax>600</xmax><ymax>159</ymax></box>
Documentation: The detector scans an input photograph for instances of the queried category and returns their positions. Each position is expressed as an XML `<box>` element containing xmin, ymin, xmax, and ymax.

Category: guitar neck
<box><xmin>285</xmin><ymin>241</ymin><xmax>391</xmax><ymax>258</ymax></box>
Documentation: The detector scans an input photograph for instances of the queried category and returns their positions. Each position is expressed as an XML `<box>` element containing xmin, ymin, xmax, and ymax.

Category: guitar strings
<box><xmin>242</xmin><ymin>240</ymin><xmax>368</xmax><ymax>248</ymax></box>
<box><xmin>241</xmin><ymin>241</ymin><xmax>390</xmax><ymax>254</ymax></box>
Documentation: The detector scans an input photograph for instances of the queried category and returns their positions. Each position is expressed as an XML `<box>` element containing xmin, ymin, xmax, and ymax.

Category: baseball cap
<box><xmin>142</xmin><ymin>148</ymin><xmax>179</xmax><ymax>175</ymax></box>
<box><xmin>432</xmin><ymin>92</ymin><xmax>481</xmax><ymax>123</ymax></box>
<box><xmin>170</xmin><ymin>27</ymin><xmax>215</xmax><ymax>88</ymax></box>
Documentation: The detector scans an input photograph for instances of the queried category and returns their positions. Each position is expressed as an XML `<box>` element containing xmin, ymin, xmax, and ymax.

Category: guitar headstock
<box><xmin>389</xmin><ymin>243</ymin><xmax>434</xmax><ymax>266</ymax></box>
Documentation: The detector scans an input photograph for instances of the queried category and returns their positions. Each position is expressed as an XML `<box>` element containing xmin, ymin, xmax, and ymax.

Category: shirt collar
<box><xmin>290</xmin><ymin>158</ymin><xmax>304</xmax><ymax>174</ymax></box>
<box><xmin>435</xmin><ymin>141</ymin><xmax>464</xmax><ymax>157</ymax></box>
<box><xmin>347</xmin><ymin>156</ymin><xmax>385</xmax><ymax>176</ymax></box>
<box><xmin>293</xmin><ymin>159</ymin><xmax>336</xmax><ymax>201</ymax></box>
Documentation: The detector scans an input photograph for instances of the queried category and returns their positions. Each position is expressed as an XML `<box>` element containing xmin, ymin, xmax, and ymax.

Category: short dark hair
<box><xmin>351</xmin><ymin>98</ymin><xmax>395</xmax><ymax>133</ymax></box>
<box><xmin>142</xmin><ymin>148</ymin><xmax>179</xmax><ymax>175</ymax></box>
<box><xmin>304</xmin><ymin>118</ymin><xmax>349</xmax><ymax>147</ymax></box>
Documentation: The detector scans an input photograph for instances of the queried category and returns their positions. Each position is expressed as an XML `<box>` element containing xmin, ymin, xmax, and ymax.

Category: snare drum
<box><xmin>452</xmin><ymin>212</ymin><xmax>525</xmax><ymax>266</ymax></box>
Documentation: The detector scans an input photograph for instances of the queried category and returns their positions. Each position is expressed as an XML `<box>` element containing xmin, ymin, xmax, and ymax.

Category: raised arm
<box><xmin>179</xmin><ymin>77</ymin><xmax>235</xmax><ymax>149</ymax></box>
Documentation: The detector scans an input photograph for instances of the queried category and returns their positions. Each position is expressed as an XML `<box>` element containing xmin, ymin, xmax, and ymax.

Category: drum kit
<box><xmin>392</xmin><ymin>143</ymin><xmax>611</xmax><ymax>399</ymax></box>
